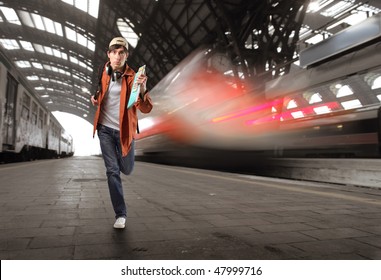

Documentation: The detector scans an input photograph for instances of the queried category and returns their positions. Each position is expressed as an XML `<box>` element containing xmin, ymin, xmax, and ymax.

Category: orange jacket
<box><xmin>92</xmin><ymin>64</ymin><xmax>153</xmax><ymax>156</ymax></box>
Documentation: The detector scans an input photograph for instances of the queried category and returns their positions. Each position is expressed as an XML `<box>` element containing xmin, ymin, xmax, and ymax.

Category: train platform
<box><xmin>0</xmin><ymin>156</ymin><xmax>381</xmax><ymax>260</ymax></box>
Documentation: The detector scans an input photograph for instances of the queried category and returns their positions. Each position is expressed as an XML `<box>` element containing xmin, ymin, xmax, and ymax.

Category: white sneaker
<box><xmin>113</xmin><ymin>217</ymin><xmax>126</xmax><ymax>229</ymax></box>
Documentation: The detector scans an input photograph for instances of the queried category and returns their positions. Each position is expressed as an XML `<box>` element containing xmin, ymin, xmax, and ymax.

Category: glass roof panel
<box><xmin>15</xmin><ymin>60</ymin><xmax>31</xmax><ymax>68</ymax></box>
<box><xmin>321</xmin><ymin>0</ymin><xmax>354</xmax><ymax>18</ymax></box>
<box><xmin>18</xmin><ymin>10</ymin><xmax>63</xmax><ymax>37</ymax></box>
<box><xmin>60</xmin><ymin>0</ymin><xmax>99</xmax><ymax>18</ymax></box>
<box><xmin>0</xmin><ymin>7</ymin><xmax>21</xmax><ymax>25</ymax></box>
<box><xmin>27</xmin><ymin>75</ymin><xmax>39</xmax><ymax>81</ymax></box>
<box><xmin>117</xmin><ymin>18</ymin><xmax>139</xmax><ymax>48</ymax></box>
<box><xmin>0</xmin><ymin>38</ymin><xmax>19</xmax><ymax>50</ymax></box>
<box><xmin>64</xmin><ymin>26</ymin><xmax>94</xmax><ymax>52</ymax></box>
<box><xmin>19</xmin><ymin>40</ymin><xmax>35</xmax><ymax>51</ymax></box>
<box><xmin>32</xmin><ymin>62</ymin><xmax>43</xmax><ymax>69</ymax></box>
<box><xmin>65</xmin><ymin>26</ymin><xmax>77</xmax><ymax>41</ymax></box>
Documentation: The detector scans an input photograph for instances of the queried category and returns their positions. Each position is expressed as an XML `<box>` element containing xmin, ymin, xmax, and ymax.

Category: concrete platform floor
<box><xmin>0</xmin><ymin>156</ymin><xmax>381</xmax><ymax>260</ymax></box>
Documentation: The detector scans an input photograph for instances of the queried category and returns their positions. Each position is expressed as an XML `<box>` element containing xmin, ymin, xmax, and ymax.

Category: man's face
<box><xmin>107</xmin><ymin>46</ymin><xmax>128</xmax><ymax>71</ymax></box>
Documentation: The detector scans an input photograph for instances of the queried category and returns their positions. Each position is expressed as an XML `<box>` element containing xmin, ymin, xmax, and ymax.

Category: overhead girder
<box><xmin>108</xmin><ymin>0</ymin><xmax>220</xmax><ymax>87</ymax></box>
<box><xmin>206</xmin><ymin>0</ymin><xmax>310</xmax><ymax>87</ymax></box>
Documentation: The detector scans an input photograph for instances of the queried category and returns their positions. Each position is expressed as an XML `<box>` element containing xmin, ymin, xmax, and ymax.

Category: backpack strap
<box><xmin>93</xmin><ymin>62</ymin><xmax>107</xmax><ymax>100</ymax></box>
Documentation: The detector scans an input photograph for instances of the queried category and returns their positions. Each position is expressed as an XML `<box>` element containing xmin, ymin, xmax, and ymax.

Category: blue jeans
<box><xmin>97</xmin><ymin>124</ymin><xmax>134</xmax><ymax>218</ymax></box>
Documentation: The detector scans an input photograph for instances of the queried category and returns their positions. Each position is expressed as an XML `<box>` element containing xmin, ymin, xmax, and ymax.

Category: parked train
<box><xmin>0</xmin><ymin>51</ymin><xmax>74</xmax><ymax>163</ymax></box>
<box><xmin>135</xmin><ymin>15</ymin><xmax>381</xmax><ymax>168</ymax></box>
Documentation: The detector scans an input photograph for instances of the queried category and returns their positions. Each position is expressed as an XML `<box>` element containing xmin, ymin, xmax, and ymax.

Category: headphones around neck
<box><xmin>106</xmin><ymin>62</ymin><xmax>124</xmax><ymax>81</ymax></box>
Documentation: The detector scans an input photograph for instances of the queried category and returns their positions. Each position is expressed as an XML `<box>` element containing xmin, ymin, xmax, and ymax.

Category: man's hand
<box><xmin>137</xmin><ymin>74</ymin><xmax>148</xmax><ymax>94</ymax></box>
<box><xmin>91</xmin><ymin>95</ymin><xmax>99</xmax><ymax>106</ymax></box>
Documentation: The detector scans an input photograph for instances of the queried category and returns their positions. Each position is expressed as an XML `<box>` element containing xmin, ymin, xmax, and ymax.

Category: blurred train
<box><xmin>0</xmin><ymin>51</ymin><xmax>74</xmax><ymax>163</ymax></box>
<box><xmin>135</xmin><ymin>14</ymin><xmax>381</xmax><ymax>168</ymax></box>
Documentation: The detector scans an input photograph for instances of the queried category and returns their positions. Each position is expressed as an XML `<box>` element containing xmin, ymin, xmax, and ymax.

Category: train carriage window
<box><xmin>31</xmin><ymin>102</ymin><xmax>37</xmax><ymax>125</ymax></box>
<box><xmin>371</xmin><ymin>76</ymin><xmax>381</xmax><ymax>90</ymax></box>
<box><xmin>286</xmin><ymin>99</ymin><xmax>298</xmax><ymax>109</ymax></box>
<box><xmin>341</xmin><ymin>99</ymin><xmax>362</xmax><ymax>110</ymax></box>
<box><xmin>303</xmin><ymin>92</ymin><xmax>323</xmax><ymax>104</ymax></box>
<box><xmin>332</xmin><ymin>84</ymin><xmax>354</xmax><ymax>98</ymax></box>
<box><xmin>21</xmin><ymin>92</ymin><xmax>31</xmax><ymax>120</ymax></box>
<box><xmin>38</xmin><ymin>108</ymin><xmax>44</xmax><ymax>128</ymax></box>
<box><xmin>363</xmin><ymin>71</ymin><xmax>381</xmax><ymax>103</ymax></box>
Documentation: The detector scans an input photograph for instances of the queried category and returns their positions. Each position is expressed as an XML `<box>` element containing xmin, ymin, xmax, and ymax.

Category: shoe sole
<box><xmin>114</xmin><ymin>225</ymin><xmax>125</xmax><ymax>229</ymax></box>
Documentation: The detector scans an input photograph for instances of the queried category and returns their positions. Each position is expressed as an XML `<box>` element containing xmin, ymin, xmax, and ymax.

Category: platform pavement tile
<box><xmin>354</xmin><ymin>236</ymin><xmax>381</xmax><ymax>249</ymax></box>
<box><xmin>76</xmin><ymin>224</ymin><xmax>118</xmax><ymax>235</ymax></box>
<box><xmin>356</xmin><ymin>218</ymin><xmax>381</xmax><ymax>227</ymax></box>
<box><xmin>29</xmin><ymin>235</ymin><xmax>74</xmax><ymax>249</ymax></box>
<box><xmin>311</xmin><ymin>209</ymin><xmax>365</xmax><ymax>215</ymax></box>
<box><xmin>222</xmin><ymin>212</ymin><xmax>276</xmax><ymax>220</ymax></box>
<box><xmin>267</xmin><ymin>210</ymin><xmax>323</xmax><ymax>217</ymax></box>
<box><xmin>167</xmin><ymin>214</ymin><xmax>190</xmax><ymax>222</ymax></box>
<box><xmin>187</xmin><ymin>208</ymin><xmax>242</xmax><ymax>215</ymax></box>
<box><xmin>207</xmin><ymin>218</ymin><xmax>271</xmax><ymax>227</ymax></box>
<box><xmin>274</xmin><ymin>239</ymin><xmax>371</xmax><ymax>259</ymax></box>
<box><xmin>73</xmin><ymin>243</ymin><xmax>134</xmax><ymax>259</ymax></box>
<box><xmin>144</xmin><ymin>220</ymin><xmax>213</xmax><ymax>231</ymax></box>
<box><xmin>78</xmin><ymin>211</ymin><xmax>112</xmax><ymax>220</ymax></box>
<box><xmin>252</xmin><ymin>222</ymin><xmax>317</xmax><ymax>233</ymax></box>
<box><xmin>260</xmin><ymin>214</ymin><xmax>320</xmax><ymax>224</ymax></box>
<box><xmin>352</xmin><ymin>209</ymin><xmax>381</xmax><ymax>216</ymax></box>
<box><xmin>132</xmin><ymin>209</ymin><xmax>179</xmax><ymax>217</ymax></box>
<box><xmin>10</xmin><ymin>209</ymin><xmax>51</xmax><ymax>216</ymax></box>
<box><xmin>0</xmin><ymin>237</ymin><xmax>31</xmax><ymax>250</ymax></box>
<box><xmin>127</xmin><ymin>216</ymin><xmax>173</xmax><ymax>225</ymax></box>
<box><xmin>355</xmin><ymin>247</ymin><xmax>381</xmax><ymax>259</ymax></box>
<box><xmin>300</xmin><ymin>227</ymin><xmax>374</xmax><ymax>240</ymax></box>
<box><xmin>78</xmin><ymin>201</ymin><xmax>107</xmax><ymax>209</ymax></box>
<box><xmin>2</xmin><ymin>246</ymin><xmax>75</xmax><ymax>260</ymax></box>
<box><xmin>346</xmin><ymin>225</ymin><xmax>381</xmax><ymax>235</ymax></box>
<box><xmin>304</xmin><ymin>215</ymin><xmax>377</xmax><ymax>229</ymax></box>
<box><xmin>0</xmin><ymin>220</ymin><xmax>42</xmax><ymax>230</ymax></box>
<box><xmin>187</xmin><ymin>214</ymin><xmax>229</xmax><ymax>221</ymax></box>
<box><xmin>124</xmin><ymin>229</ymin><xmax>195</xmax><ymax>243</ymax></box>
<box><xmin>300</xmin><ymin>252</ymin><xmax>370</xmax><ymax>260</ymax></box>
<box><xmin>74</xmin><ymin>232</ymin><xmax>128</xmax><ymax>246</ymax></box>
<box><xmin>0</xmin><ymin>226</ymin><xmax>76</xmax><ymax>239</ymax></box>
<box><xmin>0</xmin><ymin>250</ymin><xmax>11</xmax><ymax>259</ymax></box>
<box><xmin>239</xmin><ymin>231</ymin><xmax>318</xmax><ymax>245</ymax></box>
<box><xmin>40</xmin><ymin>219</ymin><xmax>82</xmax><ymax>228</ymax></box>
<box><xmin>291</xmin><ymin>238</ymin><xmax>380</xmax><ymax>257</ymax></box>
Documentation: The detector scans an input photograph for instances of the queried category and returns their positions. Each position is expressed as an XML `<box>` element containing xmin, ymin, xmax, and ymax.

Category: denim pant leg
<box><xmin>118</xmin><ymin>139</ymin><xmax>135</xmax><ymax>176</ymax></box>
<box><xmin>97</xmin><ymin>124</ymin><xmax>127</xmax><ymax>218</ymax></box>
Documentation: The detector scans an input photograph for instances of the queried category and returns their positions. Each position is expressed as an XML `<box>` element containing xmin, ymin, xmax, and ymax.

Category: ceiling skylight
<box><xmin>15</xmin><ymin>61</ymin><xmax>31</xmax><ymax>68</ymax></box>
<box><xmin>117</xmin><ymin>18</ymin><xmax>139</xmax><ymax>48</ymax></box>
<box><xmin>33</xmin><ymin>43</ymin><xmax>68</xmax><ymax>60</ymax></box>
<box><xmin>60</xmin><ymin>0</ymin><xmax>99</xmax><ymax>18</ymax></box>
<box><xmin>0</xmin><ymin>38</ymin><xmax>19</xmax><ymax>50</ymax></box>
<box><xmin>65</xmin><ymin>26</ymin><xmax>95</xmax><ymax>52</ymax></box>
<box><xmin>0</xmin><ymin>7</ymin><xmax>21</xmax><ymax>25</ymax></box>
<box><xmin>321</xmin><ymin>0</ymin><xmax>355</xmax><ymax>18</ymax></box>
<box><xmin>20</xmin><ymin>40</ymin><xmax>35</xmax><ymax>52</ymax></box>
<box><xmin>18</xmin><ymin>11</ymin><xmax>63</xmax><ymax>36</ymax></box>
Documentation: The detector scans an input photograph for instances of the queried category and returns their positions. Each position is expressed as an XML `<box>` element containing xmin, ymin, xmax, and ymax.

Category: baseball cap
<box><xmin>109</xmin><ymin>37</ymin><xmax>128</xmax><ymax>49</ymax></box>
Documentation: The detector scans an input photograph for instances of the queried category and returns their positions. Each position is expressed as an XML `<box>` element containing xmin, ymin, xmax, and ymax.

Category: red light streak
<box><xmin>211</xmin><ymin>99</ymin><xmax>283</xmax><ymax>123</ymax></box>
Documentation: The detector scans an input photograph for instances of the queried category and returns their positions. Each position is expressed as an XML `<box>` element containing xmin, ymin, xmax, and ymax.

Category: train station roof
<box><xmin>0</xmin><ymin>0</ymin><xmax>380</xmax><ymax>122</ymax></box>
